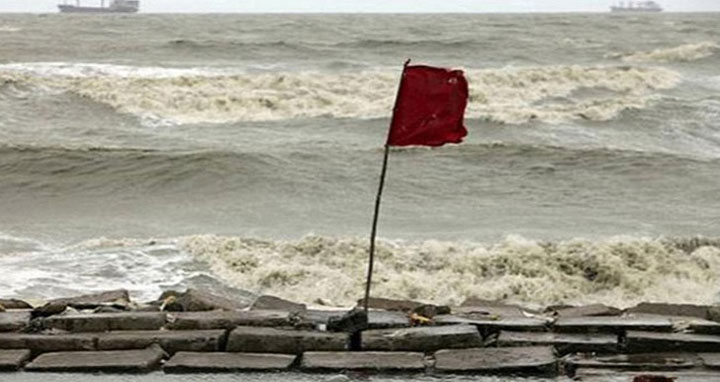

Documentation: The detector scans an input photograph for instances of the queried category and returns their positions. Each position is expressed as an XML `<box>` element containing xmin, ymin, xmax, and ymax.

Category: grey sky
<box><xmin>2</xmin><ymin>0</ymin><xmax>720</xmax><ymax>13</ymax></box>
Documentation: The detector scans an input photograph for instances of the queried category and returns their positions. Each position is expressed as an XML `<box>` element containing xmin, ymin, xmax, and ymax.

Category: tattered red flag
<box><xmin>386</xmin><ymin>64</ymin><xmax>469</xmax><ymax>147</ymax></box>
<box><xmin>362</xmin><ymin>61</ymin><xmax>470</xmax><ymax>313</ymax></box>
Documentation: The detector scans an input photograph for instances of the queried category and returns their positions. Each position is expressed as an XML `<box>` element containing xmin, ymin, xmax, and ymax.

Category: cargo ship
<box><xmin>610</xmin><ymin>1</ymin><xmax>663</xmax><ymax>12</ymax></box>
<box><xmin>58</xmin><ymin>0</ymin><xmax>139</xmax><ymax>13</ymax></box>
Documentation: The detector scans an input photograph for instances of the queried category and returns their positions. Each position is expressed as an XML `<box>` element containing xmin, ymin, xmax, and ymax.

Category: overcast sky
<box><xmin>2</xmin><ymin>0</ymin><xmax>720</xmax><ymax>13</ymax></box>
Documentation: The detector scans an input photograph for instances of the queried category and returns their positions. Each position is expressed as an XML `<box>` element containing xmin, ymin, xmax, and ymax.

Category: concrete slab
<box><xmin>358</xmin><ymin>297</ymin><xmax>424</xmax><ymax>312</ymax></box>
<box><xmin>161</xmin><ymin>289</ymin><xmax>249</xmax><ymax>312</ymax></box>
<box><xmin>166</xmin><ymin>310</ymin><xmax>294</xmax><ymax>330</ymax></box>
<box><xmin>298</xmin><ymin>310</ymin><xmax>344</xmax><ymax>329</ymax></box>
<box><xmin>164</xmin><ymin>352</ymin><xmax>296</xmax><ymax>373</ymax></box>
<box><xmin>302</xmin><ymin>310</ymin><xmax>409</xmax><ymax>330</ymax></box>
<box><xmin>550</xmin><ymin>304</ymin><xmax>622</xmax><ymax>318</ymax></box>
<box><xmin>227</xmin><ymin>326</ymin><xmax>349</xmax><ymax>354</ymax></box>
<box><xmin>435</xmin><ymin>314</ymin><xmax>548</xmax><ymax>333</ymax></box>
<box><xmin>0</xmin><ymin>349</ymin><xmax>31</xmax><ymax>371</ymax></box>
<box><xmin>646</xmin><ymin>315</ymin><xmax>720</xmax><ymax>334</ymax></box>
<box><xmin>301</xmin><ymin>351</ymin><xmax>425</xmax><ymax>371</ymax></box>
<box><xmin>496</xmin><ymin>330</ymin><xmax>618</xmax><ymax>355</ymax></box>
<box><xmin>31</xmin><ymin>302</ymin><xmax>67</xmax><ymax>318</ymax></box>
<box><xmin>0</xmin><ymin>311</ymin><xmax>31</xmax><ymax>332</ymax></box>
<box><xmin>452</xmin><ymin>305</ymin><xmax>526</xmax><ymax>318</ymax></box>
<box><xmin>687</xmin><ymin>318</ymin><xmax>720</xmax><ymax>335</ymax></box>
<box><xmin>25</xmin><ymin>345</ymin><xmax>166</xmax><ymax>372</ymax></box>
<box><xmin>369</xmin><ymin>311</ymin><xmax>410</xmax><ymax>329</ymax></box>
<box><xmin>553</xmin><ymin>316</ymin><xmax>673</xmax><ymax>334</ymax></box>
<box><xmin>434</xmin><ymin>346</ymin><xmax>556</xmax><ymax>373</ymax></box>
<box><xmin>626</xmin><ymin>303</ymin><xmax>710</xmax><ymax>320</ymax></box>
<box><xmin>97</xmin><ymin>330</ymin><xmax>225</xmax><ymax>353</ymax></box>
<box><xmin>0</xmin><ymin>300</ymin><xmax>32</xmax><ymax>310</ymax></box>
<box><xmin>361</xmin><ymin>324</ymin><xmax>481</xmax><ymax>352</ymax></box>
<box><xmin>565</xmin><ymin>353</ymin><xmax>696</xmax><ymax>371</ymax></box>
<box><xmin>626</xmin><ymin>331</ymin><xmax>720</xmax><ymax>353</ymax></box>
<box><xmin>251</xmin><ymin>295</ymin><xmax>306</xmax><ymax>314</ymax></box>
<box><xmin>699</xmin><ymin>353</ymin><xmax>720</xmax><ymax>369</ymax></box>
<box><xmin>326</xmin><ymin>308</ymin><xmax>367</xmax><ymax>333</ymax></box>
<box><xmin>43</xmin><ymin>312</ymin><xmax>166</xmax><ymax>332</ymax></box>
<box><xmin>0</xmin><ymin>333</ymin><xmax>96</xmax><ymax>352</ymax></box>
<box><xmin>49</xmin><ymin>290</ymin><xmax>130</xmax><ymax>310</ymax></box>
<box><xmin>573</xmin><ymin>369</ymin><xmax>720</xmax><ymax>381</ymax></box>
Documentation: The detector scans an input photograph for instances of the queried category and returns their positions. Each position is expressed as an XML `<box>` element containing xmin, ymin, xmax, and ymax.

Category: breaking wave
<box><xmin>182</xmin><ymin>235</ymin><xmax>720</xmax><ymax>309</ymax></box>
<box><xmin>0</xmin><ymin>62</ymin><xmax>680</xmax><ymax>125</ymax></box>
<box><xmin>614</xmin><ymin>42</ymin><xmax>719</xmax><ymax>63</ymax></box>
<box><xmin>0</xmin><ymin>25</ymin><xmax>21</xmax><ymax>33</ymax></box>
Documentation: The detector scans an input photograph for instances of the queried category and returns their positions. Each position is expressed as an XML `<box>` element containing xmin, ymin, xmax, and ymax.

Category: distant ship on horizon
<box><xmin>58</xmin><ymin>0</ymin><xmax>139</xmax><ymax>13</ymax></box>
<box><xmin>610</xmin><ymin>1</ymin><xmax>663</xmax><ymax>12</ymax></box>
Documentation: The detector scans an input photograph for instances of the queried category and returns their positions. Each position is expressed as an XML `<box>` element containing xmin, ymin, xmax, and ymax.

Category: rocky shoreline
<box><xmin>2</xmin><ymin>290</ymin><xmax>720</xmax><ymax>380</ymax></box>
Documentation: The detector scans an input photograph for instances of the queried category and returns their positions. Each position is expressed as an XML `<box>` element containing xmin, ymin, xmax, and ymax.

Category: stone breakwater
<box><xmin>2</xmin><ymin>290</ymin><xmax>720</xmax><ymax>380</ymax></box>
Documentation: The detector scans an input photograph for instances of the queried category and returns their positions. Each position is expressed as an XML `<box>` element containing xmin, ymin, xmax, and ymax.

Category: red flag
<box><xmin>386</xmin><ymin>64</ymin><xmax>469</xmax><ymax>147</ymax></box>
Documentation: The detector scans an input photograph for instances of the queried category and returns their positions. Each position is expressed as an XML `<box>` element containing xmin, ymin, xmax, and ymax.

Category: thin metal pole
<box><xmin>363</xmin><ymin>59</ymin><xmax>410</xmax><ymax>312</ymax></box>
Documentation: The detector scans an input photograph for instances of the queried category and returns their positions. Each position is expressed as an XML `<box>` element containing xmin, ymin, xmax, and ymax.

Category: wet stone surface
<box><xmin>164</xmin><ymin>352</ymin><xmax>297</xmax><ymax>373</ymax></box>
<box><xmin>301</xmin><ymin>351</ymin><xmax>425</xmax><ymax>370</ymax></box>
<box><xmin>495</xmin><ymin>330</ymin><xmax>618</xmax><ymax>355</ymax></box>
<box><xmin>434</xmin><ymin>346</ymin><xmax>557</xmax><ymax>373</ymax></box>
<box><xmin>625</xmin><ymin>331</ymin><xmax>720</xmax><ymax>353</ymax></box>
<box><xmin>42</xmin><ymin>312</ymin><xmax>167</xmax><ymax>332</ymax></box>
<box><xmin>564</xmin><ymin>353</ymin><xmax>696</xmax><ymax>371</ymax></box>
<box><xmin>434</xmin><ymin>314</ymin><xmax>549</xmax><ymax>334</ymax></box>
<box><xmin>361</xmin><ymin>324</ymin><xmax>482</xmax><ymax>352</ymax></box>
<box><xmin>25</xmin><ymin>345</ymin><xmax>167</xmax><ymax>372</ymax></box>
<box><xmin>0</xmin><ymin>349</ymin><xmax>31</xmax><ymax>371</ymax></box>
<box><xmin>0</xmin><ymin>333</ymin><xmax>97</xmax><ymax>352</ymax></box>
<box><xmin>553</xmin><ymin>316</ymin><xmax>674</xmax><ymax>334</ymax></box>
<box><xmin>227</xmin><ymin>326</ymin><xmax>349</xmax><ymax>354</ymax></box>
<box><xmin>166</xmin><ymin>310</ymin><xmax>294</xmax><ymax>330</ymax></box>
<box><xmin>0</xmin><ymin>311</ymin><xmax>31</xmax><ymax>332</ymax></box>
<box><xmin>96</xmin><ymin>330</ymin><xmax>226</xmax><ymax>354</ymax></box>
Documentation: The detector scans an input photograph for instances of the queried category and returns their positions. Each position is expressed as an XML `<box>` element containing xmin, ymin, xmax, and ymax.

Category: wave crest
<box><xmin>0</xmin><ymin>26</ymin><xmax>21</xmax><ymax>33</ymax></box>
<box><xmin>615</xmin><ymin>42</ymin><xmax>719</xmax><ymax>63</ymax></box>
<box><xmin>182</xmin><ymin>234</ymin><xmax>720</xmax><ymax>308</ymax></box>
<box><xmin>0</xmin><ymin>63</ymin><xmax>680</xmax><ymax>125</ymax></box>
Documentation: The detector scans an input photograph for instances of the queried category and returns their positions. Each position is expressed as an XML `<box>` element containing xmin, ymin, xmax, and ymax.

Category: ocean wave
<box><xmin>0</xmin><ymin>232</ymin><xmax>49</xmax><ymax>255</ymax></box>
<box><xmin>336</xmin><ymin>38</ymin><xmax>476</xmax><ymax>50</ymax></box>
<box><xmin>0</xmin><ymin>144</ymin><xmax>284</xmax><ymax>193</ymax></box>
<box><xmin>613</xmin><ymin>42</ymin><xmax>719</xmax><ymax>63</ymax></box>
<box><xmin>0</xmin><ymin>25</ymin><xmax>21</xmax><ymax>33</ymax></box>
<box><xmin>164</xmin><ymin>39</ymin><xmax>319</xmax><ymax>54</ymax></box>
<box><xmin>2</xmin><ymin>141</ymin><xmax>713</xmax><ymax>194</ymax></box>
<box><xmin>182</xmin><ymin>234</ymin><xmax>720</xmax><ymax>308</ymax></box>
<box><xmin>0</xmin><ymin>239</ymin><xmax>208</xmax><ymax>302</ymax></box>
<box><xmin>0</xmin><ymin>62</ymin><xmax>680</xmax><ymax>125</ymax></box>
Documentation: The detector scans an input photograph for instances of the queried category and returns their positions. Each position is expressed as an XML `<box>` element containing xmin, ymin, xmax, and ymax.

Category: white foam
<box><xmin>0</xmin><ymin>26</ymin><xmax>21</xmax><ymax>33</ymax></box>
<box><xmin>618</xmin><ymin>42</ymin><xmax>719</xmax><ymax>63</ymax></box>
<box><xmin>182</xmin><ymin>234</ymin><xmax>720</xmax><ymax>308</ymax></box>
<box><xmin>0</xmin><ymin>62</ymin><xmax>680</xmax><ymax>125</ymax></box>
<box><xmin>0</xmin><ymin>238</ymin><xmax>201</xmax><ymax>302</ymax></box>
<box><xmin>0</xmin><ymin>232</ymin><xmax>50</xmax><ymax>255</ymax></box>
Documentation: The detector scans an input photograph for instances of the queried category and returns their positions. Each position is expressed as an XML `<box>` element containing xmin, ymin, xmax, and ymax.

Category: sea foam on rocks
<box><xmin>182</xmin><ymin>234</ymin><xmax>720</xmax><ymax>309</ymax></box>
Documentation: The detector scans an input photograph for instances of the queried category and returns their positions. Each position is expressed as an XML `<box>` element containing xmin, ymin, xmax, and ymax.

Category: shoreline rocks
<box><xmin>1</xmin><ymin>289</ymin><xmax>720</xmax><ymax>378</ymax></box>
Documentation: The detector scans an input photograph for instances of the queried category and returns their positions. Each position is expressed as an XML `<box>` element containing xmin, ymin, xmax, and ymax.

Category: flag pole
<box><xmin>363</xmin><ymin>59</ymin><xmax>411</xmax><ymax>313</ymax></box>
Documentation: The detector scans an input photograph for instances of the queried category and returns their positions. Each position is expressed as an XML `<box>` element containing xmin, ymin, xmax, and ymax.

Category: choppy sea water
<box><xmin>1</xmin><ymin>13</ymin><xmax>720</xmax><ymax>312</ymax></box>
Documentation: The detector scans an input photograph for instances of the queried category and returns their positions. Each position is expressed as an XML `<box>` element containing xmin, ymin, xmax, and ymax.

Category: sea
<box><xmin>1</xmin><ymin>12</ymin><xmax>720</xmax><ymax>321</ymax></box>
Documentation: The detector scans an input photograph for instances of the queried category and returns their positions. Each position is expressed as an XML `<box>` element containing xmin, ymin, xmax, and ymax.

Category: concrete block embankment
<box><xmin>227</xmin><ymin>326</ymin><xmax>349</xmax><ymax>354</ymax></box>
<box><xmin>2</xmin><ymin>291</ymin><xmax>720</xmax><ymax>379</ymax></box>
